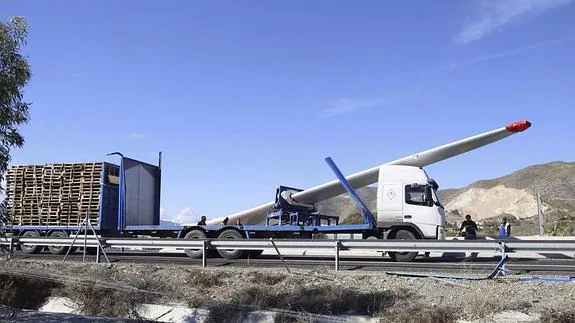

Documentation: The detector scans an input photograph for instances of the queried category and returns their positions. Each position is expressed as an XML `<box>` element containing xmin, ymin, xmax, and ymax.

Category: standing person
<box><xmin>499</xmin><ymin>218</ymin><xmax>511</xmax><ymax>239</ymax></box>
<box><xmin>197</xmin><ymin>216</ymin><xmax>207</xmax><ymax>226</ymax></box>
<box><xmin>459</xmin><ymin>214</ymin><xmax>478</xmax><ymax>239</ymax></box>
<box><xmin>222</xmin><ymin>217</ymin><xmax>229</xmax><ymax>226</ymax></box>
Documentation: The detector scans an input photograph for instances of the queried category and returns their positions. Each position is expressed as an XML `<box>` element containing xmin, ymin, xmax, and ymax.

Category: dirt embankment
<box><xmin>0</xmin><ymin>259</ymin><xmax>574</xmax><ymax>322</ymax></box>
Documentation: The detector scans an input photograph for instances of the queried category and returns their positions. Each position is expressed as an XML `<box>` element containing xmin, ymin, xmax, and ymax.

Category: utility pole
<box><xmin>537</xmin><ymin>190</ymin><xmax>544</xmax><ymax>236</ymax></box>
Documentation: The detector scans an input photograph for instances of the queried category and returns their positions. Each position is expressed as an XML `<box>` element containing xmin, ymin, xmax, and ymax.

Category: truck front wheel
<box><xmin>388</xmin><ymin>229</ymin><xmax>419</xmax><ymax>262</ymax></box>
<box><xmin>217</xmin><ymin>229</ymin><xmax>246</xmax><ymax>259</ymax></box>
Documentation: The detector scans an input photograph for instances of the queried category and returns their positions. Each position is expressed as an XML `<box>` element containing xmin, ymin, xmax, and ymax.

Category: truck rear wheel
<box><xmin>47</xmin><ymin>231</ymin><xmax>70</xmax><ymax>255</ymax></box>
<box><xmin>183</xmin><ymin>230</ymin><xmax>207</xmax><ymax>258</ymax></box>
<box><xmin>20</xmin><ymin>231</ymin><xmax>42</xmax><ymax>254</ymax></box>
<box><xmin>217</xmin><ymin>229</ymin><xmax>246</xmax><ymax>259</ymax></box>
<box><xmin>388</xmin><ymin>229</ymin><xmax>419</xmax><ymax>262</ymax></box>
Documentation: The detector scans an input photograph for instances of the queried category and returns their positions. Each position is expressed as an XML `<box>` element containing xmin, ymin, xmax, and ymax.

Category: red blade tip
<box><xmin>506</xmin><ymin>120</ymin><xmax>531</xmax><ymax>133</ymax></box>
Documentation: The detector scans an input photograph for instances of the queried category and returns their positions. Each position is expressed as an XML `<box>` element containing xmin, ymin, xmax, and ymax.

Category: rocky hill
<box><xmin>318</xmin><ymin>161</ymin><xmax>575</xmax><ymax>235</ymax></box>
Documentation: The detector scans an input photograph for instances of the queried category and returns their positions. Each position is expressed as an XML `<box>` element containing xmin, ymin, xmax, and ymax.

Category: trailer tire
<box><xmin>20</xmin><ymin>231</ymin><xmax>42</xmax><ymax>254</ymax></box>
<box><xmin>47</xmin><ymin>231</ymin><xmax>70</xmax><ymax>255</ymax></box>
<box><xmin>217</xmin><ymin>229</ymin><xmax>246</xmax><ymax>259</ymax></box>
<box><xmin>388</xmin><ymin>229</ymin><xmax>418</xmax><ymax>262</ymax></box>
<box><xmin>183</xmin><ymin>230</ymin><xmax>207</xmax><ymax>259</ymax></box>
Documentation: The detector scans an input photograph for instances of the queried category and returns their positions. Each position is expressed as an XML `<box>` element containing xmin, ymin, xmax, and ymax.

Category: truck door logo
<box><xmin>386</xmin><ymin>189</ymin><xmax>396</xmax><ymax>200</ymax></box>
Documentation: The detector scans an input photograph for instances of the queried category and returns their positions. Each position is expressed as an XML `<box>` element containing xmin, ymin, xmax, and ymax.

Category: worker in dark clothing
<box><xmin>459</xmin><ymin>214</ymin><xmax>478</xmax><ymax>239</ymax></box>
<box><xmin>197</xmin><ymin>216</ymin><xmax>207</xmax><ymax>226</ymax></box>
<box><xmin>222</xmin><ymin>217</ymin><xmax>229</xmax><ymax>225</ymax></box>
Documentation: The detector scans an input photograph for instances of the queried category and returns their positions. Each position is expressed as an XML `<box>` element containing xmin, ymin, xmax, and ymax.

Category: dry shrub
<box><xmin>0</xmin><ymin>273</ymin><xmax>61</xmax><ymax>309</ymax></box>
<box><xmin>541</xmin><ymin>309</ymin><xmax>575</xmax><ymax>323</ymax></box>
<box><xmin>205</xmin><ymin>303</ymin><xmax>250</xmax><ymax>323</ymax></box>
<box><xmin>463</xmin><ymin>292</ymin><xmax>507</xmax><ymax>318</ymax></box>
<box><xmin>381</xmin><ymin>303</ymin><xmax>458</xmax><ymax>323</ymax></box>
<box><xmin>246</xmin><ymin>271</ymin><xmax>286</xmax><ymax>285</ymax></box>
<box><xmin>61</xmin><ymin>282</ymin><xmax>158</xmax><ymax>318</ymax></box>
<box><xmin>188</xmin><ymin>268</ymin><xmax>222</xmax><ymax>288</ymax></box>
<box><xmin>231</xmin><ymin>285</ymin><xmax>403</xmax><ymax>316</ymax></box>
<box><xmin>273</xmin><ymin>311</ymin><xmax>329</xmax><ymax>323</ymax></box>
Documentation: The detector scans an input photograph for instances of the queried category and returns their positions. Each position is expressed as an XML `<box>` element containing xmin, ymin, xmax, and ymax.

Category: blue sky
<box><xmin>1</xmin><ymin>0</ymin><xmax>574</xmax><ymax>223</ymax></box>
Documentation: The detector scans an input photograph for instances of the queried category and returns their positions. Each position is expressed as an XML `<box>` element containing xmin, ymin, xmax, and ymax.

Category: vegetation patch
<box><xmin>541</xmin><ymin>308</ymin><xmax>575</xmax><ymax>323</ymax></box>
<box><xmin>230</xmin><ymin>285</ymin><xmax>404</xmax><ymax>316</ymax></box>
<box><xmin>380</xmin><ymin>302</ymin><xmax>458</xmax><ymax>323</ymax></box>
<box><xmin>187</xmin><ymin>268</ymin><xmax>222</xmax><ymax>288</ymax></box>
<box><xmin>61</xmin><ymin>282</ymin><xmax>157</xmax><ymax>319</ymax></box>
<box><xmin>0</xmin><ymin>273</ymin><xmax>61</xmax><ymax>309</ymax></box>
<box><xmin>246</xmin><ymin>271</ymin><xmax>286</xmax><ymax>285</ymax></box>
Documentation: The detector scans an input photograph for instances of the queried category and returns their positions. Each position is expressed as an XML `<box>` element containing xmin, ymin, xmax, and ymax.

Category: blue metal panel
<box><xmin>99</xmin><ymin>184</ymin><xmax>119</xmax><ymax>232</ymax></box>
<box><xmin>237</xmin><ymin>224</ymin><xmax>372</xmax><ymax>232</ymax></box>
<box><xmin>118</xmin><ymin>158</ymin><xmax>126</xmax><ymax>231</ymax></box>
<box><xmin>324</xmin><ymin>157</ymin><xmax>376</xmax><ymax>228</ymax></box>
<box><xmin>6</xmin><ymin>225</ymin><xmax>101</xmax><ymax>231</ymax></box>
<box><xmin>182</xmin><ymin>224</ymin><xmax>372</xmax><ymax>233</ymax></box>
<box><xmin>124</xmin><ymin>225</ymin><xmax>183</xmax><ymax>231</ymax></box>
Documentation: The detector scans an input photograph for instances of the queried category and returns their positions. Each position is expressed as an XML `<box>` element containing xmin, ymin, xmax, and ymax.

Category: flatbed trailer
<box><xmin>1</xmin><ymin>120</ymin><xmax>531</xmax><ymax>261</ymax></box>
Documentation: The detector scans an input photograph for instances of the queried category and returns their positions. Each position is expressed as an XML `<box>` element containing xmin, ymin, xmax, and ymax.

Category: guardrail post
<box><xmin>202</xmin><ymin>240</ymin><xmax>207</xmax><ymax>268</ymax></box>
<box><xmin>270</xmin><ymin>238</ymin><xmax>291</xmax><ymax>274</ymax></box>
<box><xmin>500</xmin><ymin>240</ymin><xmax>507</xmax><ymax>276</ymax></box>
<box><xmin>335</xmin><ymin>240</ymin><xmax>340</xmax><ymax>271</ymax></box>
<box><xmin>8</xmin><ymin>237</ymin><xmax>14</xmax><ymax>259</ymax></box>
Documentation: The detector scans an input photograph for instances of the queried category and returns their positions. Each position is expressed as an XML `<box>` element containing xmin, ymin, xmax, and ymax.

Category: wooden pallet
<box><xmin>5</xmin><ymin>161</ymin><xmax>118</xmax><ymax>227</ymax></box>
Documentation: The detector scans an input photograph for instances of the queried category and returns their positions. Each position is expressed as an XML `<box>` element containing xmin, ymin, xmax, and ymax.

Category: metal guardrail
<box><xmin>1</xmin><ymin>237</ymin><xmax>574</xmax><ymax>270</ymax></box>
<box><xmin>1</xmin><ymin>237</ymin><xmax>575</xmax><ymax>252</ymax></box>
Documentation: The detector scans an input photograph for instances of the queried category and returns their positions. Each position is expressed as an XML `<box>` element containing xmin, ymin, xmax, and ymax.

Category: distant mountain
<box><xmin>318</xmin><ymin>161</ymin><xmax>575</xmax><ymax>235</ymax></box>
<box><xmin>439</xmin><ymin>161</ymin><xmax>575</xmax><ymax>220</ymax></box>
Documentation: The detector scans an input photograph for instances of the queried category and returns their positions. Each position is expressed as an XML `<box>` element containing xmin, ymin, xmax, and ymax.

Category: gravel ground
<box><xmin>0</xmin><ymin>258</ymin><xmax>574</xmax><ymax>322</ymax></box>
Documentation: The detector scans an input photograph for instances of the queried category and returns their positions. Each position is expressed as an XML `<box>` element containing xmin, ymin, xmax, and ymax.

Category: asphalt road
<box><xmin>9</xmin><ymin>251</ymin><xmax>575</xmax><ymax>276</ymax></box>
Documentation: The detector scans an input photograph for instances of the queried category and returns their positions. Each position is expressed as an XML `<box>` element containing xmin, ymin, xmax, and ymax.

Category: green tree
<box><xmin>0</xmin><ymin>17</ymin><xmax>31</xmax><ymax>185</ymax></box>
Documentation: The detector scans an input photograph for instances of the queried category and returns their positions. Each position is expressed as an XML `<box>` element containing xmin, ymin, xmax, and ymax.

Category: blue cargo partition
<box><xmin>99</xmin><ymin>162</ymin><xmax>120</xmax><ymax>232</ymax></box>
<box><xmin>118</xmin><ymin>157</ymin><xmax>161</xmax><ymax>230</ymax></box>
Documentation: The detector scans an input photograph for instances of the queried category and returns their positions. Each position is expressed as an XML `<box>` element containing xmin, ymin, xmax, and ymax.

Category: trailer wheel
<box><xmin>47</xmin><ymin>231</ymin><xmax>70</xmax><ymax>255</ymax></box>
<box><xmin>183</xmin><ymin>230</ymin><xmax>207</xmax><ymax>259</ymax></box>
<box><xmin>217</xmin><ymin>229</ymin><xmax>246</xmax><ymax>259</ymax></box>
<box><xmin>20</xmin><ymin>231</ymin><xmax>42</xmax><ymax>254</ymax></box>
<box><xmin>388</xmin><ymin>229</ymin><xmax>418</xmax><ymax>262</ymax></box>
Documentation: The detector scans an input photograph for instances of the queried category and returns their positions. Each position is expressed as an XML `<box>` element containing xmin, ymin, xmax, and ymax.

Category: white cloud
<box><xmin>456</xmin><ymin>0</ymin><xmax>574</xmax><ymax>44</ymax></box>
<box><xmin>128</xmin><ymin>133</ymin><xmax>149</xmax><ymax>141</ymax></box>
<box><xmin>448</xmin><ymin>36</ymin><xmax>572</xmax><ymax>68</ymax></box>
<box><xmin>321</xmin><ymin>92</ymin><xmax>408</xmax><ymax>117</ymax></box>
<box><xmin>169</xmin><ymin>207</ymin><xmax>198</xmax><ymax>224</ymax></box>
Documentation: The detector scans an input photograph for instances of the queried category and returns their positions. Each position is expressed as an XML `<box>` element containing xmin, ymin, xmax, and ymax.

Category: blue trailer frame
<box><xmin>2</xmin><ymin>154</ymin><xmax>378</xmax><ymax>239</ymax></box>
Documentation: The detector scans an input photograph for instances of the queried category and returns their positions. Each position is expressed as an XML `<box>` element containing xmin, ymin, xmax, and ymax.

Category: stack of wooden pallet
<box><xmin>4</xmin><ymin>162</ymin><xmax>119</xmax><ymax>227</ymax></box>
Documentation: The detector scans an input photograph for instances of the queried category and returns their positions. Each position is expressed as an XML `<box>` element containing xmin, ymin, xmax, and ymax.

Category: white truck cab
<box><xmin>377</xmin><ymin>165</ymin><xmax>446</xmax><ymax>240</ymax></box>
